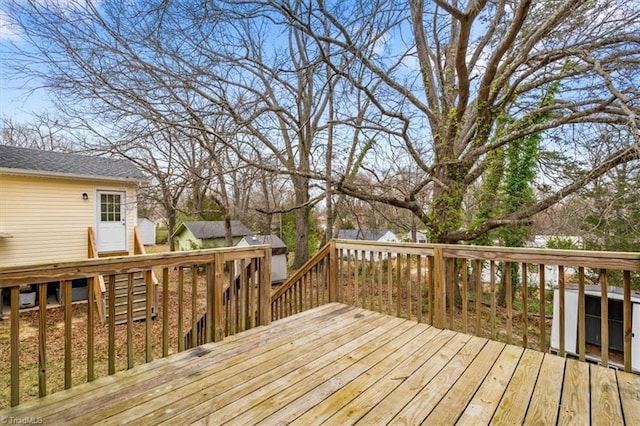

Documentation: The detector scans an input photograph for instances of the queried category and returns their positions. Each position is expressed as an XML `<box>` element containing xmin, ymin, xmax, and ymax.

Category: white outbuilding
<box><xmin>236</xmin><ymin>235</ymin><xmax>289</xmax><ymax>284</ymax></box>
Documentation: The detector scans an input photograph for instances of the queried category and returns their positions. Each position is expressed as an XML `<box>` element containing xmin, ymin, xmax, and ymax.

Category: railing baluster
<box><xmin>539</xmin><ymin>264</ymin><xmax>546</xmax><ymax>352</ymax></box>
<box><xmin>10</xmin><ymin>286</ymin><xmax>19</xmax><ymax>407</ymax></box>
<box><xmin>417</xmin><ymin>255</ymin><xmax>423</xmax><ymax>324</ymax></box>
<box><xmin>623</xmin><ymin>270</ymin><xmax>632</xmax><ymax>372</ymax></box>
<box><xmin>354</xmin><ymin>251</ymin><xmax>359</xmax><ymax>308</ymax></box>
<box><xmin>213</xmin><ymin>253</ymin><xmax>224</xmax><ymax>342</ymax></box>
<box><xmin>522</xmin><ymin>262</ymin><xmax>528</xmax><ymax>349</ymax></box>
<box><xmin>297</xmin><ymin>274</ymin><xmax>303</xmax><ymax>313</ymax></box>
<box><xmin>87</xmin><ymin>277</ymin><xmax>95</xmax><ymax>382</ymax></box>
<box><xmin>387</xmin><ymin>252</ymin><xmax>393</xmax><ymax>316</ymax></box>
<box><xmin>239</xmin><ymin>259</ymin><xmax>247</xmax><ymax>330</ymax></box>
<box><xmin>475</xmin><ymin>260</ymin><xmax>482</xmax><ymax>337</ymax></box>
<box><xmin>448</xmin><ymin>258</ymin><xmax>454</xmax><ymax>329</ymax></box>
<box><xmin>600</xmin><ymin>269</ymin><xmax>609</xmax><ymax>367</ymax></box>
<box><xmin>163</xmin><ymin>268</ymin><xmax>169</xmax><ymax>356</ymax></box>
<box><xmin>191</xmin><ymin>265</ymin><xmax>198</xmax><ymax>346</ymax></box>
<box><xmin>369</xmin><ymin>251</ymin><xmax>374</xmax><ymax>311</ymax></box>
<box><xmin>127</xmin><ymin>273</ymin><xmax>134</xmax><ymax>369</ymax></box>
<box><xmin>433</xmin><ymin>248</ymin><xmax>446</xmax><ymax>329</ymax></box>
<box><xmin>145</xmin><ymin>270</ymin><xmax>153</xmax><ymax>362</ymax></box>
<box><xmin>64</xmin><ymin>279</ymin><xmax>72</xmax><ymax>388</ymax></box>
<box><xmin>506</xmin><ymin>262</ymin><xmax>512</xmax><ymax>345</ymax></box>
<box><xmin>490</xmin><ymin>261</ymin><xmax>496</xmax><ymax>340</ymax></box>
<box><xmin>406</xmin><ymin>254</ymin><xmax>411</xmax><ymax>320</ymax></box>
<box><xmin>346</xmin><ymin>249</ymin><xmax>351</xmax><ymax>307</ymax></box>
<box><xmin>250</xmin><ymin>259</ymin><xmax>257</xmax><ymax>328</ymax></box>
<box><xmin>461</xmin><ymin>259</ymin><xmax>467</xmax><ymax>334</ymax></box>
<box><xmin>108</xmin><ymin>275</ymin><xmax>116</xmax><ymax>375</ymax></box>
<box><xmin>259</xmin><ymin>249</ymin><xmax>271</xmax><ymax>325</ymax></box>
<box><xmin>578</xmin><ymin>266</ymin><xmax>585</xmax><ymax>362</ymax></box>
<box><xmin>38</xmin><ymin>282</ymin><xmax>47</xmax><ymax>397</ymax></box>
<box><xmin>558</xmin><ymin>265</ymin><xmax>565</xmax><ymax>357</ymax></box>
<box><xmin>396</xmin><ymin>254</ymin><xmax>402</xmax><ymax>318</ymax></box>
<box><xmin>378</xmin><ymin>252</ymin><xmax>383</xmax><ymax>313</ymax></box>
<box><xmin>178</xmin><ymin>267</ymin><xmax>184</xmax><ymax>352</ymax></box>
<box><xmin>428</xmin><ymin>256</ymin><xmax>434</xmax><ymax>325</ymax></box>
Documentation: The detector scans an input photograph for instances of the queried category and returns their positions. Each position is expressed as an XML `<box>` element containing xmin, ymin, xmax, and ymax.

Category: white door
<box><xmin>633</xmin><ymin>303</ymin><xmax>640</xmax><ymax>373</ymax></box>
<box><xmin>96</xmin><ymin>191</ymin><xmax>127</xmax><ymax>252</ymax></box>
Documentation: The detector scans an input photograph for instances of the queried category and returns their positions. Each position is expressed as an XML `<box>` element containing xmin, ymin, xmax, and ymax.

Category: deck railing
<box><xmin>272</xmin><ymin>239</ymin><xmax>640</xmax><ymax>374</ymax></box>
<box><xmin>0</xmin><ymin>245</ymin><xmax>271</xmax><ymax>408</ymax></box>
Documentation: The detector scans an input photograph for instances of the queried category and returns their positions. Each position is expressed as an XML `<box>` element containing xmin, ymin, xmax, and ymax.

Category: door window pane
<box><xmin>100</xmin><ymin>193</ymin><xmax>122</xmax><ymax>222</ymax></box>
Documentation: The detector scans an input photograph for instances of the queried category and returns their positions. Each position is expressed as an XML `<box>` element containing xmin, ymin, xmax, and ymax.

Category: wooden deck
<box><xmin>2</xmin><ymin>303</ymin><xmax>639</xmax><ymax>425</ymax></box>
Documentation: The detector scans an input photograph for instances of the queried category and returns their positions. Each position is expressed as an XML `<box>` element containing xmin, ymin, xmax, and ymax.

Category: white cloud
<box><xmin>0</xmin><ymin>11</ymin><xmax>21</xmax><ymax>41</ymax></box>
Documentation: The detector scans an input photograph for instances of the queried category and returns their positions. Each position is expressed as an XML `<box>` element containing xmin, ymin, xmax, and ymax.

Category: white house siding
<box><xmin>0</xmin><ymin>174</ymin><xmax>137</xmax><ymax>266</ymax></box>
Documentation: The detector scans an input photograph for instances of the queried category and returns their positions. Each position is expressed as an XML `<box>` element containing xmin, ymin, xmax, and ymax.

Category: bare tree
<box><xmin>4</xmin><ymin>0</ymin><xmax>639</xmax><ymax>256</ymax></box>
<box><xmin>1</xmin><ymin>115</ymin><xmax>75</xmax><ymax>151</ymax></box>
<box><xmin>271</xmin><ymin>0</ymin><xmax>640</xmax><ymax>242</ymax></box>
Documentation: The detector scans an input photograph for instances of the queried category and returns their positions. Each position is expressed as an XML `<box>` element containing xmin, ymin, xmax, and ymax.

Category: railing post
<box><xmin>213</xmin><ymin>253</ymin><xmax>224</xmax><ymax>342</ymax></box>
<box><xmin>258</xmin><ymin>248</ymin><xmax>272</xmax><ymax>326</ymax></box>
<box><xmin>328</xmin><ymin>240</ymin><xmax>339</xmax><ymax>302</ymax></box>
<box><xmin>433</xmin><ymin>247</ymin><xmax>446</xmax><ymax>329</ymax></box>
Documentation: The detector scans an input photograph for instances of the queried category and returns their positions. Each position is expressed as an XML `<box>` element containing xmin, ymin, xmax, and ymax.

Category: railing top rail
<box><xmin>271</xmin><ymin>242</ymin><xmax>331</xmax><ymax>302</ymax></box>
<box><xmin>333</xmin><ymin>239</ymin><xmax>640</xmax><ymax>270</ymax></box>
<box><xmin>0</xmin><ymin>245</ymin><xmax>270</xmax><ymax>287</ymax></box>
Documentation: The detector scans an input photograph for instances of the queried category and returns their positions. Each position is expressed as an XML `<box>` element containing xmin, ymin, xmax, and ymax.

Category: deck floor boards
<box><xmin>1</xmin><ymin>302</ymin><xmax>639</xmax><ymax>425</ymax></box>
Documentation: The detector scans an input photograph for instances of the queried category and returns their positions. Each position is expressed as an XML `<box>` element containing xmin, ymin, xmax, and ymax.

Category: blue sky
<box><xmin>0</xmin><ymin>9</ymin><xmax>54</xmax><ymax>122</ymax></box>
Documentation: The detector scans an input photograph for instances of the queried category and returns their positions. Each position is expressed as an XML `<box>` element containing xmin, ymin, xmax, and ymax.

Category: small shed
<box><xmin>137</xmin><ymin>218</ymin><xmax>156</xmax><ymax>245</ymax></box>
<box><xmin>173</xmin><ymin>221</ymin><xmax>253</xmax><ymax>250</ymax></box>
<box><xmin>236</xmin><ymin>235</ymin><xmax>289</xmax><ymax>284</ymax></box>
<box><xmin>337</xmin><ymin>229</ymin><xmax>400</xmax><ymax>260</ymax></box>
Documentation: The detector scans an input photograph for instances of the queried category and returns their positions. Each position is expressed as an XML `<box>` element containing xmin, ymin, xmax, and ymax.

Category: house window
<box><xmin>100</xmin><ymin>193</ymin><xmax>122</xmax><ymax>222</ymax></box>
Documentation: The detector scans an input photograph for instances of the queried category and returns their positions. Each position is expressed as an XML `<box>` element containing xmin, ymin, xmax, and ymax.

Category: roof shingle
<box><xmin>182</xmin><ymin>221</ymin><xmax>253</xmax><ymax>239</ymax></box>
<box><xmin>0</xmin><ymin>145</ymin><xmax>145</xmax><ymax>181</ymax></box>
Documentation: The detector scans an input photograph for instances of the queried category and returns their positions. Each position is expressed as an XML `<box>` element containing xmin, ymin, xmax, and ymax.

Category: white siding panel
<box><xmin>0</xmin><ymin>174</ymin><xmax>138</xmax><ymax>266</ymax></box>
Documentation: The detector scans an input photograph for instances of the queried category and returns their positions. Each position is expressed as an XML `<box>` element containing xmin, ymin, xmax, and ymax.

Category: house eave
<box><xmin>0</xmin><ymin>167</ymin><xmax>145</xmax><ymax>184</ymax></box>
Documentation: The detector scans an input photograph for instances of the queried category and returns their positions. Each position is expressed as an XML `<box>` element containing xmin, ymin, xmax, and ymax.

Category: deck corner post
<box><xmin>433</xmin><ymin>247</ymin><xmax>446</xmax><ymax>329</ymax></box>
<box><xmin>258</xmin><ymin>248</ymin><xmax>272</xmax><ymax>326</ymax></box>
<box><xmin>328</xmin><ymin>239</ymin><xmax>339</xmax><ymax>303</ymax></box>
<box><xmin>213</xmin><ymin>253</ymin><xmax>225</xmax><ymax>342</ymax></box>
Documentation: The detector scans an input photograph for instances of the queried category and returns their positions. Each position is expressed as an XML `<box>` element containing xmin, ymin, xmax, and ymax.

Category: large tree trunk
<box><xmin>292</xmin><ymin>175</ymin><xmax>310</xmax><ymax>269</ymax></box>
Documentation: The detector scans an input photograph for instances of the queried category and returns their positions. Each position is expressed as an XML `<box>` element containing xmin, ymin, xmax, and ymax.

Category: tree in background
<box><xmin>3</xmin><ymin>0</ymin><xmax>639</xmax><ymax>261</ymax></box>
<box><xmin>273</xmin><ymin>0</ymin><xmax>640</xmax><ymax>244</ymax></box>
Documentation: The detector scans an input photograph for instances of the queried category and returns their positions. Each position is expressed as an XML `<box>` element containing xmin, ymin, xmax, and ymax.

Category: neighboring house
<box><xmin>0</xmin><ymin>145</ymin><xmax>146</xmax><ymax>265</ymax></box>
<box><xmin>236</xmin><ymin>235</ymin><xmax>289</xmax><ymax>284</ymax></box>
<box><xmin>137</xmin><ymin>218</ymin><xmax>156</xmax><ymax>245</ymax></box>
<box><xmin>337</xmin><ymin>229</ymin><xmax>400</xmax><ymax>243</ymax></box>
<box><xmin>526</xmin><ymin>235</ymin><xmax>584</xmax><ymax>249</ymax></box>
<box><xmin>173</xmin><ymin>221</ymin><xmax>253</xmax><ymax>250</ymax></box>
<box><xmin>337</xmin><ymin>229</ymin><xmax>400</xmax><ymax>260</ymax></box>
<box><xmin>415</xmin><ymin>231</ymin><xmax>427</xmax><ymax>244</ymax></box>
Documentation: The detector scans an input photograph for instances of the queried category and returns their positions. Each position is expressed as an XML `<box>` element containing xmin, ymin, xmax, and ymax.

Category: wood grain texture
<box><xmin>0</xmin><ymin>303</ymin><xmax>636</xmax><ymax>425</ymax></box>
<box><xmin>491</xmin><ymin>349</ymin><xmax>544</xmax><ymax>425</ymax></box>
<box><xmin>457</xmin><ymin>345</ymin><xmax>523</xmax><ymax>425</ymax></box>
<box><xmin>558</xmin><ymin>358</ymin><xmax>590</xmax><ymax>426</ymax></box>
<box><xmin>523</xmin><ymin>354</ymin><xmax>565</xmax><ymax>425</ymax></box>
<box><xmin>617</xmin><ymin>369</ymin><xmax>640</xmax><ymax>425</ymax></box>
<box><xmin>590</xmin><ymin>363</ymin><xmax>624</xmax><ymax>425</ymax></box>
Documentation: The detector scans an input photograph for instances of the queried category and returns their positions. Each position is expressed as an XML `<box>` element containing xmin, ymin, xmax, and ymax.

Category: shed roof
<box><xmin>239</xmin><ymin>235</ymin><xmax>288</xmax><ymax>255</ymax></box>
<box><xmin>0</xmin><ymin>145</ymin><xmax>145</xmax><ymax>182</ymax></box>
<box><xmin>179</xmin><ymin>221</ymin><xmax>253</xmax><ymax>239</ymax></box>
<box><xmin>337</xmin><ymin>229</ymin><xmax>393</xmax><ymax>241</ymax></box>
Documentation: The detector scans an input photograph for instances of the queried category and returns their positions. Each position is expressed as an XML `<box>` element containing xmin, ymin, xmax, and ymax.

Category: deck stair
<box><xmin>88</xmin><ymin>226</ymin><xmax>158</xmax><ymax>325</ymax></box>
<box><xmin>184</xmin><ymin>261</ymin><xmax>257</xmax><ymax>349</ymax></box>
<box><xmin>104</xmin><ymin>272</ymin><xmax>156</xmax><ymax>325</ymax></box>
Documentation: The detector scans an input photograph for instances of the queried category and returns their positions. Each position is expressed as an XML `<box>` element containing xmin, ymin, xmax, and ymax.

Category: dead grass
<box><xmin>0</xmin><ymin>266</ymin><xmax>209</xmax><ymax>410</ymax></box>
